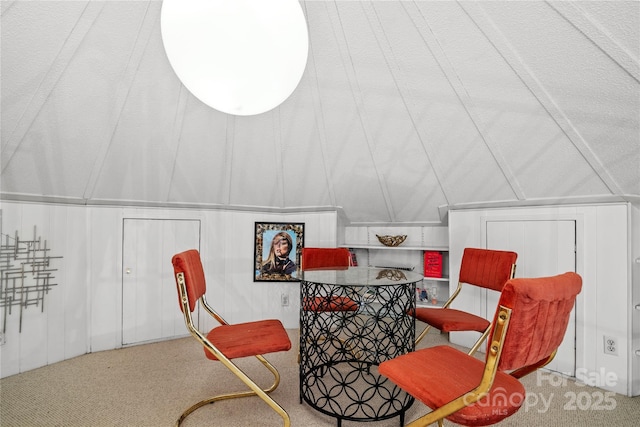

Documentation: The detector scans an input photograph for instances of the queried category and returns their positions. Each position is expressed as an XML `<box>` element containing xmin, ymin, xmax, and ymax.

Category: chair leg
<box><xmin>467</xmin><ymin>328</ymin><xmax>491</xmax><ymax>356</ymax></box>
<box><xmin>177</xmin><ymin>354</ymin><xmax>290</xmax><ymax>427</ymax></box>
<box><xmin>415</xmin><ymin>324</ymin><xmax>432</xmax><ymax>345</ymax></box>
<box><xmin>403</xmin><ymin>414</ymin><xmax>445</xmax><ymax>427</ymax></box>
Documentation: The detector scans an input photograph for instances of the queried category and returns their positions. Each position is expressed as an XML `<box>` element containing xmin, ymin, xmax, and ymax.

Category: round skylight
<box><xmin>161</xmin><ymin>0</ymin><xmax>309</xmax><ymax>116</ymax></box>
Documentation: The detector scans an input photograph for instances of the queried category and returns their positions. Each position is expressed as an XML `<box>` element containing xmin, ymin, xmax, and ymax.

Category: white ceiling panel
<box><xmin>1</xmin><ymin>1</ymin><xmax>638</xmax><ymax>223</ymax></box>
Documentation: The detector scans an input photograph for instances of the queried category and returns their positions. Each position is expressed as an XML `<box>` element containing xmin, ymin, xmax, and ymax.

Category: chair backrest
<box><xmin>172</xmin><ymin>249</ymin><xmax>206</xmax><ymax>313</ymax></box>
<box><xmin>494</xmin><ymin>272</ymin><xmax>582</xmax><ymax>371</ymax></box>
<box><xmin>459</xmin><ymin>247</ymin><xmax>518</xmax><ymax>292</ymax></box>
<box><xmin>301</xmin><ymin>247</ymin><xmax>351</xmax><ymax>271</ymax></box>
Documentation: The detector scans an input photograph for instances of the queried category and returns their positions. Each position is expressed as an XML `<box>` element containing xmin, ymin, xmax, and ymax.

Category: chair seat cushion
<box><xmin>303</xmin><ymin>296</ymin><xmax>359</xmax><ymax>312</ymax></box>
<box><xmin>409</xmin><ymin>307</ymin><xmax>490</xmax><ymax>333</ymax></box>
<box><xmin>205</xmin><ymin>319</ymin><xmax>291</xmax><ymax>360</ymax></box>
<box><xmin>379</xmin><ymin>345</ymin><xmax>525</xmax><ymax>426</ymax></box>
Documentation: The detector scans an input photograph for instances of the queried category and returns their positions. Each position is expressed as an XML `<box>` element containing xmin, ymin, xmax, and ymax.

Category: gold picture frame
<box><xmin>254</xmin><ymin>222</ymin><xmax>304</xmax><ymax>282</ymax></box>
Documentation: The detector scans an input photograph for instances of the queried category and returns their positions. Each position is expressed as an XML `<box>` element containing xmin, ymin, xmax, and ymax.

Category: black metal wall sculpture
<box><xmin>0</xmin><ymin>221</ymin><xmax>62</xmax><ymax>334</ymax></box>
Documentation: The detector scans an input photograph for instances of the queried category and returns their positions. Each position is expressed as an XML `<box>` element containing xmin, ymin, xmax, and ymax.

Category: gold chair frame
<box><xmin>408</xmin><ymin>304</ymin><xmax>556</xmax><ymax>427</ymax></box>
<box><xmin>381</xmin><ymin>272</ymin><xmax>581</xmax><ymax>427</ymax></box>
<box><xmin>175</xmin><ymin>271</ymin><xmax>290</xmax><ymax>427</ymax></box>
<box><xmin>415</xmin><ymin>264</ymin><xmax>516</xmax><ymax>356</ymax></box>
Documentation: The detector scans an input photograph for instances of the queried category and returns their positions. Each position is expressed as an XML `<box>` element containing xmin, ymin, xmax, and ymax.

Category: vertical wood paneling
<box><xmin>594</xmin><ymin>204</ymin><xmax>629</xmax><ymax>394</ymax></box>
<box><xmin>161</xmin><ymin>220</ymin><xmax>200</xmax><ymax>338</ymax></box>
<box><xmin>16</xmin><ymin>204</ymin><xmax>52</xmax><ymax>373</ymax></box>
<box><xmin>47</xmin><ymin>205</ymin><xmax>88</xmax><ymax>365</ymax></box>
<box><xmin>631</xmin><ymin>205</ymin><xmax>640</xmax><ymax>397</ymax></box>
<box><xmin>199</xmin><ymin>212</ymin><xmax>227</xmax><ymax>332</ymax></box>
<box><xmin>0</xmin><ymin>202</ymin><xmax>88</xmax><ymax>377</ymax></box>
<box><xmin>42</xmin><ymin>205</ymin><xmax>66</xmax><ymax>366</ymax></box>
<box><xmin>1</xmin><ymin>202</ymin><xmax>339</xmax><ymax>377</ymax></box>
<box><xmin>122</xmin><ymin>218</ymin><xmax>199</xmax><ymax>345</ymax></box>
<box><xmin>0</xmin><ymin>203</ymin><xmax>23</xmax><ymax>377</ymax></box>
<box><xmin>221</xmin><ymin>212</ymin><xmax>251</xmax><ymax>323</ymax></box>
<box><xmin>450</xmin><ymin>203</ymin><xmax>632</xmax><ymax>395</ymax></box>
<box><xmin>486</xmin><ymin>220</ymin><xmax>576</xmax><ymax>375</ymax></box>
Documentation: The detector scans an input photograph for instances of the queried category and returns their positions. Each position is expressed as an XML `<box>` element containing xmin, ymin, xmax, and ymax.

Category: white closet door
<box><xmin>122</xmin><ymin>219</ymin><xmax>200</xmax><ymax>346</ymax></box>
<box><xmin>486</xmin><ymin>220</ymin><xmax>577</xmax><ymax>375</ymax></box>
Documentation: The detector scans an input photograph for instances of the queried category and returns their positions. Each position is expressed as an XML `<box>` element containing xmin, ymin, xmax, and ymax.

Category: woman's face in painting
<box><xmin>273</xmin><ymin>235</ymin><xmax>290</xmax><ymax>258</ymax></box>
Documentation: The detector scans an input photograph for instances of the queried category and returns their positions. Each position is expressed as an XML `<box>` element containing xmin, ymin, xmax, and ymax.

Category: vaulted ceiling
<box><xmin>1</xmin><ymin>1</ymin><xmax>639</xmax><ymax>224</ymax></box>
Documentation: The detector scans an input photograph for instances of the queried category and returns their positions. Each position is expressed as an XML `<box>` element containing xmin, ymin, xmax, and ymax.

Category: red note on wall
<box><xmin>423</xmin><ymin>251</ymin><xmax>442</xmax><ymax>278</ymax></box>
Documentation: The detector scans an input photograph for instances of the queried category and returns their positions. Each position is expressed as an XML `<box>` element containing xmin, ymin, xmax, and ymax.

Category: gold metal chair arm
<box><xmin>414</xmin><ymin>324</ymin><xmax>432</xmax><ymax>345</ymax></box>
<box><xmin>201</xmin><ymin>294</ymin><xmax>228</xmax><ymax>325</ymax></box>
<box><xmin>467</xmin><ymin>327</ymin><xmax>492</xmax><ymax>356</ymax></box>
<box><xmin>407</xmin><ymin>306</ymin><xmax>512</xmax><ymax>427</ymax></box>
<box><xmin>415</xmin><ymin>281</ymin><xmax>462</xmax><ymax>345</ymax></box>
<box><xmin>440</xmin><ymin>280</ymin><xmax>463</xmax><ymax>309</ymax></box>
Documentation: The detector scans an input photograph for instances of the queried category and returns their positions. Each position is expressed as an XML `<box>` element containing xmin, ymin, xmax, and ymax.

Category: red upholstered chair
<box><xmin>302</xmin><ymin>247</ymin><xmax>352</xmax><ymax>270</ymax></box>
<box><xmin>299</xmin><ymin>248</ymin><xmax>359</xmax><ymax>366</ymax></box>
<box><xmin>301</xmin><ymin>247</ymin><xmax>358</xmax><ymax>312</ymax></box>
<box><xmin>172</xmin><ymin>249</ymin><xmax>292</xmax><ymax>427</ymax></box>
<box><xmin>411</xmin><ymin>248</ymin><xmax>517</xmax><ymax>355</ymax></box>
<box><xmin>380</xmin><ymin>272</ymin><xmax>582</xmax><ymax>427</ymax></box>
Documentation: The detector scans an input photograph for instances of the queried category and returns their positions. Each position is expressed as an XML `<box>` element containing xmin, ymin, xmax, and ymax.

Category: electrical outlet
<box><xmin>281</xmin><ymin>293</ymin><xmax>289</xmax><ymax>307</ymax></box>
<box><xmin>604</xmin><ymin>336</ymin><xmax>618</xmax><ymax>356</ymax></box>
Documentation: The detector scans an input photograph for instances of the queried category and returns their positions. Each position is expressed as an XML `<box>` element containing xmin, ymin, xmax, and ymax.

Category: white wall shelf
<box><xmin>342</xmin><ymin>230</ymin><xmax>450</xmax><ymax>310</ymax></box>
<box><xmin>343</xmin><ymin>244</ymin><xmax>449</xmax><ymax>252</ymax></box>
<box><xmin>419</xmin><ymin>276</ymin><xmax>450</xmax><ymax>308</ymax></box>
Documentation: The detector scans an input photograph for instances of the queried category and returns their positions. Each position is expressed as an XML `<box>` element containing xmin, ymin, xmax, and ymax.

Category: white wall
<box><xmin>3</xmin><ymin>200</ymin><xmax>637</xmax><ymax>395</ymax></box>
<box><xmin>630</xmin><ymin>203</ymin><xmax>640</xmax><ymax>396</ymax></box>
<box><xmin>0</xmin><ymin>201</ymin><xmax>339</xmax><ymax>378</ymax></box>
<box><xmin>448</xmin><ymin>203</ymin><xmax>637</xmax><ymax>396</ymax></box>
<box><xmin>0</xmin><ymin>203</ymin><xmax>88</xmax><ymax>376</ymax></box>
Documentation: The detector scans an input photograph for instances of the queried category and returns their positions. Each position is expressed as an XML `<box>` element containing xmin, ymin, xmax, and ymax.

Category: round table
<box><xmin>299</xmin><ymin>267</ymin><xmax>422</xmax><ymax>427</ymax></box>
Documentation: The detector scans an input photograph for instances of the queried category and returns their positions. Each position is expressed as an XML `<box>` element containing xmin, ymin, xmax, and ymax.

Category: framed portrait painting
<box><xmin>254</xmin><ymin>222</ymin><xmax>304</xmax><ymax>281</ymax></box>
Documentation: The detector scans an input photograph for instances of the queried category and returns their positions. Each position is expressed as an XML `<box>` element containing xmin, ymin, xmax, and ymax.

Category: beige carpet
<box><xmin>1</xmin><ymin>329</ymin><xmax>638</xmax><ymax>426</ymax></box>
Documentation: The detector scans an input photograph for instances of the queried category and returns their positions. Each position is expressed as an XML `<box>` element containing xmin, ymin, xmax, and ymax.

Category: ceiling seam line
<box><xmin>274</xmin><ymin>108</ymin><xmax>286</xmax><ymax>207</ymax></box>
<box><xmin>82</xmin><ymin>1</ymin><xmax>157</xmax><ymax>200</ymax></box>
<box><xmin>1</xmin><ymin>1</ymin><xmax>105</xmax><ymax>173</ymax></box>
<box><xmin>365</xmin><ymin>1</ymin><xmax>451</xmax><ymax>206</ymax></box>
<box><xmin>302</xmin><ymin>1</ymin><xmax>337</xmax><ymax>207</ymax></box>
<box><xmin>1</xmin><ymin>0</ymin><xmax>17</xmax><ymax>16</ymax></box>
<box><xmin>461</xmin><ymin>1</ymin><xmax>624</xmax><ymax>196</ymax></box>
<box><xmin>547</xmin><ymin>1</ymin><xmax>639</xmax><ymax>83</ymax></box>
<box><xmin>223</xmin><ymin>116</ymin><xmax>235</xmax><ymax>205</ymax></box>
<box><xmin>327</xmin><ymin>1</ymin><xmax>395</xmax><ymax>222</ymax></box>
<box><xmin>307</xmin><ymin>40</ymin><xmax>337</xmax><ymax>206</ymax></box>
<box><xmin>165</xmin><ymin>86</ymin><xmax>190</xmax><ymax>203</ymax></box>
<box><xmin>1</xmin><ymin>1</ymin><xmax>97</xmax><ymax>152</ymax></box>
<box><xmin>336</xmin><ymin>2</ymin><xmax>396</xmax><ymax>221</ymax></box>
<box><xmin>409</xmin><ymin>0</ymin><xmax>525</xmax><ymax>201</ymax></box>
